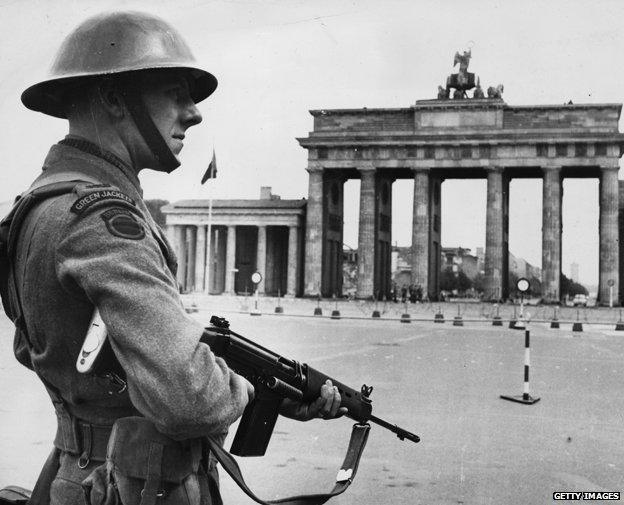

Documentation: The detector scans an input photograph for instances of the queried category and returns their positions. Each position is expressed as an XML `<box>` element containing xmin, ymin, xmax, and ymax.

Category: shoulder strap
<box><xmin>204</xmin><ymin>423</ymin><xmax>370</xmax><ymax>505</ymax></box>
<box><xmin>0</xmin><ymin>180</ymin><xmax>89</xmax><ymax>324</ymax></box>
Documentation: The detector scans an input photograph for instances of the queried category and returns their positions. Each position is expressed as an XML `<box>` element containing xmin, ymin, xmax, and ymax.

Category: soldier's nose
<box><xmin>183</xmin><ymin>102</ymin><xmax>202</xmax><ymax>128</ymax></box>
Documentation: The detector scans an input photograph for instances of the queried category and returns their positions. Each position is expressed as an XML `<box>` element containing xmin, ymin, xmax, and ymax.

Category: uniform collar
<box><xmin>39</xmin><ymin>137</ymin><xmax>144</xmax><ymax>198</ymax></box>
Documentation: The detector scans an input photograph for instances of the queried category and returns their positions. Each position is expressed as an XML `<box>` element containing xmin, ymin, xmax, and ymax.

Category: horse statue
<box><xmin>487</xmin><ymin>84</ymin><xmax>504</xmax><ymax>99</ymax></box>
<box><xmin>473</xmin><ymin>77</ymin><xmax>485</xmax><ymax>98</ymax></box>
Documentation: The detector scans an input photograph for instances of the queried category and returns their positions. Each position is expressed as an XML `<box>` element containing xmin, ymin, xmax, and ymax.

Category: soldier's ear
<box><xmin>97</xmin><ymin>80</ymin><xmax>126</xmax><ymax>120</ymax></box>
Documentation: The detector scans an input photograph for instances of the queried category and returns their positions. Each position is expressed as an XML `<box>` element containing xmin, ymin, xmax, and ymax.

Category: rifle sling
<box><xmin>204</xmin><ymin>422</ymin><xmax>370</xmax><ymax>505</ymax></box>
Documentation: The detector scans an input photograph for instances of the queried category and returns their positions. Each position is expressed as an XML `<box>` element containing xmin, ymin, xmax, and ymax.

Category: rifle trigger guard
<box><xmin>293</xmin><ymin>360</ymin><xmax>303</xmax><ymax>381</ymax></box>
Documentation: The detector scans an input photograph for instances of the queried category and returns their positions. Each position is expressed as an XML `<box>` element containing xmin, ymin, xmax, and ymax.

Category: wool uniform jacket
<box><xmin>13</xmin><ymin>138</ymin><xmax>251</xmax><ymax>440</ymax></box>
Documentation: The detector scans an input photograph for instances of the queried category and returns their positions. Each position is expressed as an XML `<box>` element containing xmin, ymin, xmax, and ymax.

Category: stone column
<box><xmin>194</xmin><ymin>225</ymin><xmax>206</xmax><ymax>293</ymax></box>
<box><xmin>185</xmin><ymin>226</ymin><xmax>197</xmax><ymax>292</ymax></box>
<box><xmin>304</xmin><ymin>166</ymin><xmax>324</xmax><ymax>296</ymax></box>
<box><xmin>225</xmin><ymin>225</ymin><xmax>236</xmax><ymax>294</ymax></box>
<box><xmin>599</xmin><ymin>166</ymin><xmax>620</xmax><ymax>305</ymax></box>
<box><xmin>411</xmin><ymin>169</ymin><xmax>430</xmax><ymax>296</ymax></box>
<box><xmin>357</xmin><ymin>166</ymin><xmax>376</xmax><ymax>298</ymax></box>
<box><xmin>287</xmin><ymin>225</ymin><xmax>299</xmax><ymax>296</ymax></box>
<box><xmin>257</xmin><ymin>225</ymin><xmax>267</xmax><ymax>294</ymax></box>
<box><xmin>541</xmin><ymin>167</ymin><xmax>562</xmax><ymax>303</ymax></box>
<box><xmin>175</xmin><ymin>225</ymin><xmax>186</xmax><ymax>290</ymax></box>
<box><xmin>166</xmin><ymin>224</ymin><xmax>176</xmax><ymax>249</ymax></box>
<box><xmin>484</xmin><ymin>167</ymin><xmax>505</xmax><ymax>301</ymax></box>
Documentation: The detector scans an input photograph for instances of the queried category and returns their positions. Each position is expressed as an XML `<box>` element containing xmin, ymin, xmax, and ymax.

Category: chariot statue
<box><xmin>445</xmin><ymin>49</ymin><xmax>476</xmax><ymax>99</ymax></box>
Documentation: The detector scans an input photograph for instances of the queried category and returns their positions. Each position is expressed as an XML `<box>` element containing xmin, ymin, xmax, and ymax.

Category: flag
<box><xmin>201</xmin><ymin>151</ymin><xmax>217</xmax><ymax>184</ymax></box>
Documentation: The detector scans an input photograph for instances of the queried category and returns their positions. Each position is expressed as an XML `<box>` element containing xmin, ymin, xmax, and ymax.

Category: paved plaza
<box><xmin>1</xmin><ymin>305</ymin><xmax>623</xmax><ymax>504</ymax></box>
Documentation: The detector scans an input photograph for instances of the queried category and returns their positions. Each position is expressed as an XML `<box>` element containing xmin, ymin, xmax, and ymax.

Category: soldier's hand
<box><xmin>279</xmin><ymin>379</ymin><xmax>348</xmax><ymax>421</ymax></box>
<box><xmin>235</xmin><ymin>374</ymin><xmax>255</xmax><ymax>404</ymax></box>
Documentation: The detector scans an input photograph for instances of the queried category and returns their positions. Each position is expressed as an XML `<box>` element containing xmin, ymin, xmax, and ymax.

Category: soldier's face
<box><xmin>138</xmin><ymin>72</ymin><xmax>203</xmax><ymax>164</ymax></box>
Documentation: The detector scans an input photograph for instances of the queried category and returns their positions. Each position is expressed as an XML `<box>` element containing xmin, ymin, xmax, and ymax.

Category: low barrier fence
<box><xmin>182</xmin><ymin>294</ymin><xmax>624</xmax><ymax>330</ymax></box>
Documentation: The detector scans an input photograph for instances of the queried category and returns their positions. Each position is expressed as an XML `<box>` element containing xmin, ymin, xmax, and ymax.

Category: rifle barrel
<box><xmin>369</xmin><ymin>414</ymin><xmax>420</xmax><ymax>443</ymax></box>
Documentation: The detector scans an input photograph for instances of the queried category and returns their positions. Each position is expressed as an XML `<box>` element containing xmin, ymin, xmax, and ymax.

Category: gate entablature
<box><xmin>299</xmin><ymin>99</ymin><xmax>624</xmax><ymax>303</ymax></box>
<box><xmin>299</xmin><ymin>101</ymin><xmax>623</xmax><ymax>172</ymax></box>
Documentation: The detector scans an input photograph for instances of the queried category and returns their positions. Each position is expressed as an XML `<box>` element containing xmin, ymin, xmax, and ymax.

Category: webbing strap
<box><xmin>139</xmin><ymin>442</ymin><xmax>165</xmax><ymax>505</ymax></box>
<box><xmin>2</xmin><ymin>179</ymin><xmax>89</xmax><ymax>345</ymax></box>
<box><xmin>0</xmin><ymin>179</ymin><xmax>93</xmax><ymax>411</ymax></box>
<box><xmin>122</xmin><ymin>85</ymin><xmax>180</xmax><ymax>173</ymax></box>
<box><xmin>204</xmin><ymin>423</ymin><xmax>370</xmax><ymax>505</ymax></box>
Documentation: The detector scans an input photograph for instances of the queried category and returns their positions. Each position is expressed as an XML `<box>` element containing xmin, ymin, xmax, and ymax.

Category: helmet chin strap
<box><xmin>121</xmin><ymin>85</ymin><xmax>180</xmax><ymax>173</ymax></box>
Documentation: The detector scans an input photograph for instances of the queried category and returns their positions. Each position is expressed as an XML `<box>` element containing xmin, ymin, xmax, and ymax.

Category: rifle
<box><xmin>201</xmin><ymin>315</ymin><xmax>420</xmax><ymax>457</ymax></box>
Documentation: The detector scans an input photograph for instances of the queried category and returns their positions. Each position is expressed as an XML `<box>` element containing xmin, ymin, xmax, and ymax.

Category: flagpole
<box><xmin>201</xmin><ymin>150</ymin><xmax>217</xmax><ymax>295</ymax></box>
<box><xmin>206</xmin><ymin>185</ymin><xmax>213</xmax><ymax>294</ymax></box>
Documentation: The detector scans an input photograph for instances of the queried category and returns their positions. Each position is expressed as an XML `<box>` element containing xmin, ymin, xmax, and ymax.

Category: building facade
<box><xmin>163</xmin><ymin>188</ymin><xmax>306</xmax><ymax>296</ymax></box>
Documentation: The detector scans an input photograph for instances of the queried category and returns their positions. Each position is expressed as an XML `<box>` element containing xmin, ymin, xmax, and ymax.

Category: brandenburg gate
<box><xmin>298</xmin><ymin>52</ymin><xmax>624</xmax><ymax>303</ymax></box>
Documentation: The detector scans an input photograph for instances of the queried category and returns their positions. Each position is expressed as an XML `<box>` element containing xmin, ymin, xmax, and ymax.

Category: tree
<box><xmin>560</xmin><ymin>273</ymin><xmax>588</xmax><ymax>297</ymax></box>
<box><xmin>529</xmin><ymin>276</ymin><xmax>542</xmax><ymax>296</ymax></box>
<box><xmin>440</xmin><ymin>267</ymin><xmax>472</xmax><ymax>294</ymax></box>
<box><xmin>457</xmin><ymin>270</ymin><xmax>472</xmax><ymax>292</ymax></box>
<box><xmin>473</xmin><ymin>272</ymin><xmax>486</xmax><ymax>294</ymax></box>
<box><xmin>144</xmin><ymin>199</ymin><xmax>169</xmax><ymax>228</ymax></box>
<box><xmin>439</xmin><ymin>268</ymin><xmax>456</xmax><ymax>292</ymax></box>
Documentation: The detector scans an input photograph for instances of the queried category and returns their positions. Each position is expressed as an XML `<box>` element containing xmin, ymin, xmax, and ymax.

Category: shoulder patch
<box><xmin>101</xmin><ymin>208</ymin><xmax>145</xmax><ymax>240</ymax></box>
<box><xmin>71</xmin><ymin>189</ymin><xmax>136</xmax><ymax>215</ymax></box>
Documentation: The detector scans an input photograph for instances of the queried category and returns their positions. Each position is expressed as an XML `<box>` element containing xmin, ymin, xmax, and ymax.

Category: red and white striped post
<box><xmin>500</xmin><ymin>328</ymin><xmax>540</xmax><ymax>405</ymax></box>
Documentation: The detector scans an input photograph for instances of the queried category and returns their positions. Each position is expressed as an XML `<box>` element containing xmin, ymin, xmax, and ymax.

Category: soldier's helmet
<box><xmin>21</xmin><ymin>11</ymin><xmax>217</xmax><ymax>118</ymax></box>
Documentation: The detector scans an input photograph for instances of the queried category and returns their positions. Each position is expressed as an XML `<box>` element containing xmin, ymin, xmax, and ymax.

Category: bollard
<box><xmin>492</xmin><ymin>304</ymin><xmax>503</xmax><ymax>326</ymax></box>
<box><xmin>314</xmin><ymin>295</ymin><xmax>322</xmax><ymax>316</ymax></box>
<box><xmin>616</xmin><ymin>310</ymin><xmax>624</xmax><ymax>331</ymax></box>
<box><xmin>250</xmin><ymin>298</ymin><xmax>261</xmax><ymax>316</ymax></box>
<box><xmin>572</xmin><ymin>309</ymin><xmax>583</xmax><ymax>332</ymax></box>
<box><xmin>550</xmin><ymin>307</ymin><xmax>559</xmax><ymax>329</ymax></box>
<box><xmin>434</xmin><ymin>305</ymin><xmax>444</xmax><ymax>323</ymax></box>
<box><xmin>500</xmin><ymin>328</ymin><xmax>540</xmax><ymax>405</ymax></box>
<box><xmin>372</xmin><ymin>298</ymin><xmax>380</xmax><ymax>318</ymax></box>
<box><xmin>401</xmin><ymin>302</ymin><xmax>411</xmax><ymax>323</ymax></box>
<box><xmin>330</xmin><ymin>294</ymin><xmax>341</xmax><ymax>319</ymax></box>
<box><xmin>508</xmin><ymin>306</ymin><xmax>517</xmax><ymax>329</ymax></box>
<box><xmin>274</xmin><ymin>290</ymin><xmax>284</xmax><ymax>314</ymax></box>
<box><xmin>453</xmin><ymin>304</ymin><xmax>463</xmax><ymax>326</ymax></box>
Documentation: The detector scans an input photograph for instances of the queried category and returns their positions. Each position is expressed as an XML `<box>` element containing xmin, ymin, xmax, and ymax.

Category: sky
<box><xmin>1</xmin><ymin>0</ymin><xmax>622</xmax><ymax>286</ymax></box>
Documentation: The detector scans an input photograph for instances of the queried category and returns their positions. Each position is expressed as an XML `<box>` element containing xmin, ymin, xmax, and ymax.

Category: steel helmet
<box><xmin>21</xmin><ymin>11</ymin><xmax>217</xmax><ymax>118</ymax></box>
